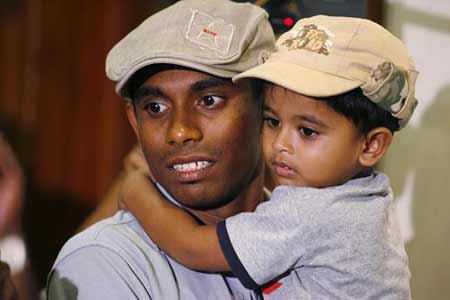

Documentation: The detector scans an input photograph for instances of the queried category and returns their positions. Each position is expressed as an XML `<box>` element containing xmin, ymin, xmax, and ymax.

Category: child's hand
<box><xmin>123</xmin><ymin>145</ymin><xmax>156</xmax><ymax>182</ymax></box>
<box><xmin>120</xmin><ymin>170</ymin><xmax>162</xmax><ymax>212</ymax></box>
<box><xmin>121</xmin><ymin>171</ymin><xmax>148</xmax><ymax>209</ymax></box>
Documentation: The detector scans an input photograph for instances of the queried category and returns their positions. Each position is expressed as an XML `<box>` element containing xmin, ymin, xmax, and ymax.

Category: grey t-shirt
<box><xmin>217</xmin><ymin>172</ymin><xmax>411</xmax><ymax>299</ymax></box>
<box><xmin>47</xmin><ymin>211</ymin><xmax>260</xmax><ymax>300</ymax></box>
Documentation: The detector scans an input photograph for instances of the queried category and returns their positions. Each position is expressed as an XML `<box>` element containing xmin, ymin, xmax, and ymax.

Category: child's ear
<box><xmin>358</xmin><ymin>127</ymin><xmax>393</xmax><ymax>167</ymax></box>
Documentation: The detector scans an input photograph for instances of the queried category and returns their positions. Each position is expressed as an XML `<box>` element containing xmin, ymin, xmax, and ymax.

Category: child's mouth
<box><xmin>272</xmin><ymin>161</ymin><xmax>296</xmax><ymax>178</ymax></box>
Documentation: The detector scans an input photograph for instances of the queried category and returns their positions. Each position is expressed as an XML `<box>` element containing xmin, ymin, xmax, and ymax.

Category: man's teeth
<box><xmin>173</xmin><ymin>161</ymin><xmax>211</xmax><ymax>172</ymax></box>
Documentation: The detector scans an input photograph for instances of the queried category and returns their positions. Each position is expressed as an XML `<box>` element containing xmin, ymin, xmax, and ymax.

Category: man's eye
<box><xmin>199</xmin><ymin>95</ymin><xmax>224</xmax><ymax>107</ymax></box>
<box><xmin>263</xmin><ymin>117</ymin><xmax>280</xmax><ymax>128</ymax></box>
<box><xmin>145</xmin><ymin>102</ymin><xmax>168</xmax><ymax>114</ymax></box>
<box><xmin>299</xmin><ymin>127</ymin><xmax>318</xmax><ymax>137</ymax></box>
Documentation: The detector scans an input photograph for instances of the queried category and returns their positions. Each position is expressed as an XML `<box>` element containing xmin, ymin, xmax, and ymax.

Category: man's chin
<box><xmin>172</xmin><ymin>193</ymin><xmax>225</xmax><ymax>210</ymax></box>
<box><xmin>167</xmin><ymin>185</ymin><xmax>230</xmax><ymax>210</ymax></box>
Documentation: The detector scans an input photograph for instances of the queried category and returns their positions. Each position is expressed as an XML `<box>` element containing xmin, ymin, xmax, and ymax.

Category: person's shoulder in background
<box><xmin>1</xmin><ymin>257</ymin><xmax>18</xmax><ymax>300</ymax></box>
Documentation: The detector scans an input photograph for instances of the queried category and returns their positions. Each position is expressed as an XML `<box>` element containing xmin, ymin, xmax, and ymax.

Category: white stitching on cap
<box><xmin>185</xmin><ymin>10</ymin><xmax>235</xmax><ymax>57</ymax></box>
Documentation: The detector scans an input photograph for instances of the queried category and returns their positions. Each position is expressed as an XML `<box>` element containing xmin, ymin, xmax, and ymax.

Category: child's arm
<box><xmin>122</xmin><ymin>171</ymin><xmax>230</xmax><ymax>272</ymax></box>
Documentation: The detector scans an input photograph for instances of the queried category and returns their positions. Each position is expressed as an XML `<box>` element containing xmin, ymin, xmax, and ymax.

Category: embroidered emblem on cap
<box><xmin>281</xmin><ymin>24</ymin><xmax>334</xmax><ymax>55</ymax></box>
<box><xmin>185</xmin><ymin>10</ymin><xmax>234</xmax><ymax>57</ymax></box>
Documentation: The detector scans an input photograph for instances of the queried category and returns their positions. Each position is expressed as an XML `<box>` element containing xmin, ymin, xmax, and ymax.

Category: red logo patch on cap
<box><xmin>185</xmin><ymin>10</ymin><xmax>234</xmax><ymax>57</ymax></box>
<box><xmin>202</xmin><ymin>28</ymin><xmax>217</xmax><ymax>37</ymax></box>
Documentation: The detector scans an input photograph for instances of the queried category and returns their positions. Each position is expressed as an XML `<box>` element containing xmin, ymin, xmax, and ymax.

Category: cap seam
<box><xmin>337</xmin><ymin>21</ymin><xmax>362</xmax><ymax>80</ymax></box>
<box><xmin>234</xmin><ymin>5</ymin><xmax>268</xmax><ymax>57</ymax></box>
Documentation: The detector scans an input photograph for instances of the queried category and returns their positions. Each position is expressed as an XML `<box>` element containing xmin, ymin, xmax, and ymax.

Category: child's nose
<box><xmin>272</xmin><ymin>128</ymin><xmax>294</xmax><ymax>154</ymax></box>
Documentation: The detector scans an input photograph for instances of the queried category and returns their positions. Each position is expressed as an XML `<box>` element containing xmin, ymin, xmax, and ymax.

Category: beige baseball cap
<box><xmin>106</xmin><ymin>0</ymin><xmax>275</xmax><ymax>99</ymax></box>
<box><xmin>234</xmin><ymin>15</ymin><xmax>419</xmax><ymax>128</ymax></box>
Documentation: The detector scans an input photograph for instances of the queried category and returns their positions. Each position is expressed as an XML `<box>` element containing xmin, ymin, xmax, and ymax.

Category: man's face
<box><xmin>127</xmin><ymin>68</ymin><xmax>263</xmax><ymax>209</ymax></box>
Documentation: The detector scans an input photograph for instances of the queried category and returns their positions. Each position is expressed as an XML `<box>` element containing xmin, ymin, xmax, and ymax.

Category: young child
<box><xmin>123</xmin><ymin>16</ymin><xmax>417</xmax><ymax>299</ymax></box>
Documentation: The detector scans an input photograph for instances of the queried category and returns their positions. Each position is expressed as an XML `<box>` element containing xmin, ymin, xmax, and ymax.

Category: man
<box><xmin>47</xmin><ymin>0</ymin><xmax>275</xmax><ymax>299</ymax></box>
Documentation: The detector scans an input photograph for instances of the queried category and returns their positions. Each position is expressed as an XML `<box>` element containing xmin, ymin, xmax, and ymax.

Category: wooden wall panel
<box><xmin>0</xmin><ymin>2</ymin><xmax>27</xmax><ymax>137</ymax></box>
<box><xmin>33</xmin><ymin>0</ymin><xmax>76</xmax><ymax>192</ymax></box>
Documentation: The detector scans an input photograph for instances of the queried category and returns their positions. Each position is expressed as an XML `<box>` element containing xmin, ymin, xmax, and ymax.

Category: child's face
<box><xmin>263</xmin><ymin>85</ymin><xmax>366</xmax><ymax>188</ymax></box>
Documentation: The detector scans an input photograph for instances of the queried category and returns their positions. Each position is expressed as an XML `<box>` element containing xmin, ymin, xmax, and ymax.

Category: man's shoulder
<box><xmin>53</xmin><ymin>210</ymin><xmax>158</xmax><ymax>266</ymax></box>
<box><xmin>48</xmin><ymin>211</ymin><xmax>250</xmax><ymax>300</ymax></box>
<box><xmin>47</xmin><ymin>211</ymin><xmax>176</xmax><ymax>299</ymax></box>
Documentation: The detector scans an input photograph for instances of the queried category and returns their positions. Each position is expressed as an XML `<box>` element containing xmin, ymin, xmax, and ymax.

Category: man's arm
<box><xmin>123</xmin><ymin>172</ymin><xmax>229</xmax><ymax>272</ymax></box>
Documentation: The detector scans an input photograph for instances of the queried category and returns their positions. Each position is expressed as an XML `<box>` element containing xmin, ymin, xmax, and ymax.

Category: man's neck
<box><xmin>185</xmin><ymin>166</ymin><xmax>266</xmax><ymax>225</ymax></box>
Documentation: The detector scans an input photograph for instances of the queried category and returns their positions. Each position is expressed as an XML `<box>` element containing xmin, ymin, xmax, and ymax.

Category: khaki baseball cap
<box><xmin>106</xmin><ymin>0</ymin><xmax>275</xmax><ymax>99</ymax></box>
<box><xmin>234</xmin><ymin>15</ymin><xmax>419</xmax><ymax>128</ymax></box>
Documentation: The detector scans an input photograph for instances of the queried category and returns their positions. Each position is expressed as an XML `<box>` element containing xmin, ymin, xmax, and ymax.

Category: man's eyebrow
<box><xmin>133</xmin><ymin>86</ymin><xmax>163</xmax><ymax>104</ymax></box>
<box><xmin>191</xmin><ymin>77</ymin><xmax>233</xmax><ymax>91</ymax></box>
<box><xmin>263</xmin><ymin>104</ymin><xmax>276</xmax><ymax>114</ymax></box>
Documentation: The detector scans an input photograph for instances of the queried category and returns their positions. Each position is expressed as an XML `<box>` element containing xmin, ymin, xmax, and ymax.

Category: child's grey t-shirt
<box><xmin>217</xmin><ymin>172</ymin><xmax>411</xmax><ymax>299</ymax></box>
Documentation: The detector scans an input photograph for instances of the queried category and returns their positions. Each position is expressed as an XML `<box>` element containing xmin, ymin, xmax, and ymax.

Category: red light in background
<box><xmin>283</xmin><ymin>17</ymin><xmax>294</xmax><ymax>27</ymax></box>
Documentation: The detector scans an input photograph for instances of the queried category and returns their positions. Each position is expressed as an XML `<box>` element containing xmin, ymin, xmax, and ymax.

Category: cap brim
<box><xmin>234</xmin><ymin>62</ymin><xmax>363</xmax><ymax>98</ymax></box>
<box><xmin>116</xmin><ymin>57</ymin><xmax>238</xmax><ymax>98</ymax></box>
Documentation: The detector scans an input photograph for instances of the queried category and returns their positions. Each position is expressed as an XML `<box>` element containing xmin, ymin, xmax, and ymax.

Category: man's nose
<box><xmin>272</xmin><ymin>128</ymin><xmax>294</xmax><ymax>154</ymax></box>
<box><xmin>166</xmin><ymin>110</ymin><xmax>202</xmax><ymax>146</ymax></box>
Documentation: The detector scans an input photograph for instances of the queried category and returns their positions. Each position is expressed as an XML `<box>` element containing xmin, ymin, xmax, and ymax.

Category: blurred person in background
<box><xmin>0</xmin><ymin>259</ymin><xmax>18</xmax><ymax>300</ymax></box>
<box><xmin>0</xmin><ymin>132</ymin><xmax>38</xmax><ymax>300</ymax></box>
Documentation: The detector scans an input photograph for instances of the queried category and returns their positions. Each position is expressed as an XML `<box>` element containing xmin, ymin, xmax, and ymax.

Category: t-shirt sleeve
<box><xmin>47</xmin><ymin>246</ymin><xmax>150</xmax><ymax>300</ymax></box>
<box><xmin>217</xmin><ymin>185</ymin><xmax>327</xmax><ymax>289</ymax></box>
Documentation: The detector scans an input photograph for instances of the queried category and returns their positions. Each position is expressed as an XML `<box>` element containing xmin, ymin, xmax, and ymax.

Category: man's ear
<box><xmin>126</xmin><ymin>102</ymin><xmax>140</xmax><ymax>139</ymax></box>
<box><xmin>358</xmin><ymin>127</ymin><xmax>393</xmax><ymax>167</ymax></box>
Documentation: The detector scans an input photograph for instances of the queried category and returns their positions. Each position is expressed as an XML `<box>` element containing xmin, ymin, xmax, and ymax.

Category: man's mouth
<box><xmin>168</xmin><ymin>157</ymin><xmax>215</xmax><ymax>182</ymax></box>
<box><xmin>172</xmin><ymin>161</ymin><xmax>212</xmax><ymax>172</ymax></box>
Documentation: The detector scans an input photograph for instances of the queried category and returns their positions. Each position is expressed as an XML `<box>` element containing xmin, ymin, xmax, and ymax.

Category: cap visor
<box><xmin>116</xmin><ymin>58</ymin><xmax>238</xmax><ymax>97</ymax></box>
<box><xmin>234</xmin><ymin>62</ymin><xmax>362</xmax><ymax>98</ymax></box>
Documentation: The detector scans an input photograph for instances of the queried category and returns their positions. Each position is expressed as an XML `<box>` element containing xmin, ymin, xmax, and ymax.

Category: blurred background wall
<box><xmin>381</xmin><ymin>0</ymin><xmax>450</xmax><ymax>299</ymax></box>
<box><xmin>0</xmin><ymin>0</ymin><xmax>449</xmax><ymax>299</ymax></box>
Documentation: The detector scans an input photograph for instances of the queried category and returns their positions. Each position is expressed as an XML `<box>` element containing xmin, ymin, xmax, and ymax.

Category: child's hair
<box><xmin>321</xmin><ymin>88</ymin><xmax>400</xmax><ymax>135</ymax></box>
<box><xmin>264</xmin><ymin>82</ymin><xmax>400</xmax><ymax>135</ymax></box>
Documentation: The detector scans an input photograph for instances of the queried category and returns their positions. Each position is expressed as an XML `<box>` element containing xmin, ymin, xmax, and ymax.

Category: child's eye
<box><xmin>299</xmin><ymin>127</ymin><xmax>318</xmax><ymax>137</ymax></box>
<box><xmin>263</xmin><ymin>117</ymin><xmax>280</xmax><ymax>128</ymax></box>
